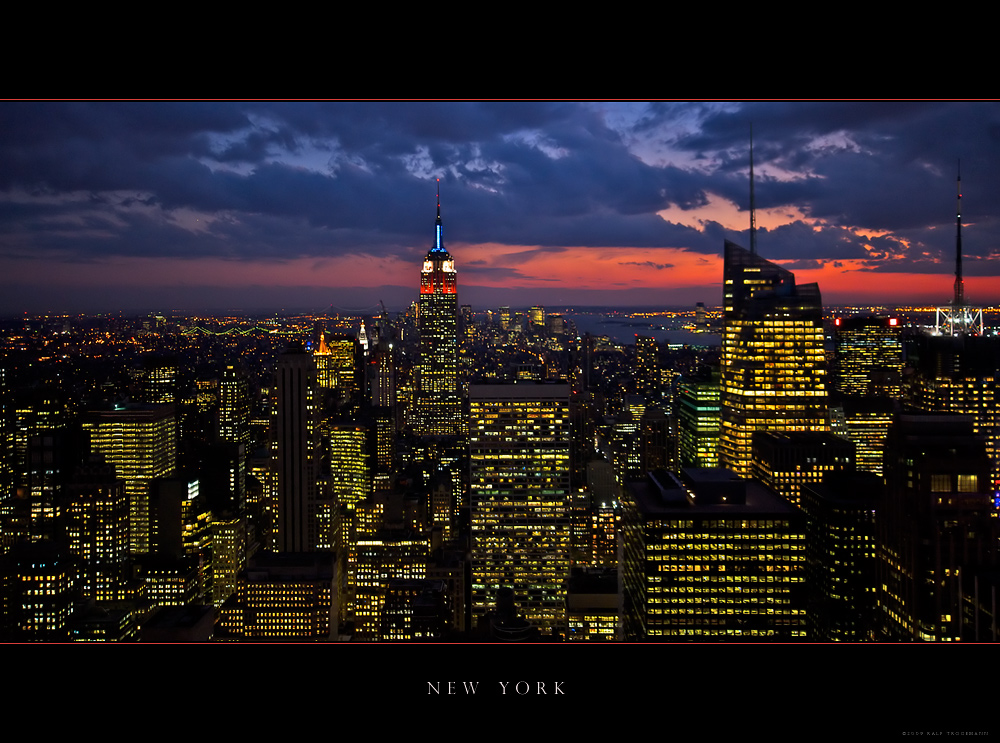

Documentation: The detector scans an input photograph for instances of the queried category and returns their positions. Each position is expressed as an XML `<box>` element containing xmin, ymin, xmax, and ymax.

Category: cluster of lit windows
<box><xmin>913</xmin><ymin>375</ymin><xmax>1000</xmax><ymax>484</ymax></box>
<box><xmin>415</xmin><ymin>250</ymin><xmax>461</xmax><ymax>436</ymax></box>
<box><xmin>235</xmin><ymin>583</ymin><xmax>332</xmax><ymax>639</ymax></box>
<box><xmin>568</xmin><ymin>612</ymin><xmax>618</xmax><ymax>641</ymax></box>
<box><xmin>470</xmin><ymin>391</ymin><xmax>571</xmax><ymax>632</ymax></box>
<box><xmin>82</xmin><ymin>410</ymin><xmax>177</xmax><ymax>555</ymax></box>
<box><xmin>721</xmin><ymin>314</ymin><xmax>828</xmax><ymax>476</ymax></box>
<box><xmin>624</xmin><ymin>500</ymin><xmax>808</xmax><ymax>638</ymax></box>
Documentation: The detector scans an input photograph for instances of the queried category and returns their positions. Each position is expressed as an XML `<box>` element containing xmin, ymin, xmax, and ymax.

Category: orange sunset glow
<box><xmin>1</xmin><ymin>102</ymin><xmax>998</xmax><ymax>313</ymax></box>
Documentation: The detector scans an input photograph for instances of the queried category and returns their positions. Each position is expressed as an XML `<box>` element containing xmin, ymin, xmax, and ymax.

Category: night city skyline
<box><xmin>2</xmin><ymin>101</ymin><xmax>1000</xmax><ymax>315</ymax></box>
<box><xmin>5</xmin><ymin>102</ymin><xmax>999</xmax><ymax>739</ymax></box>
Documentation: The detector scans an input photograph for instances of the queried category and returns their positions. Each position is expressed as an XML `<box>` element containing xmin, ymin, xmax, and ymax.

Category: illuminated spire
<box><xmin>749</xmin><ymin>124</ymin><xmax>757</xmax><ymax>256</ymax></box>
<box><xmin>935</xmin><ymin>159</ymin><xmax>982</xmax><ymax>336</ymax></box>
<box><xmin>415</xmin><ymin>178</ymin><xmax>460</xmax><ymax>436</ymax></box>
<box><xmin>433</xmin><ymin>177</ymin><xmax>444</xmax><ymax>252</ymax></box>
<box><xmin>358</xmin><ymin>321</ymin><xmax>369</xmax><ymax>355</ymax></box>
<box><xmin>954</xmin><ymin>160</ymin><xmax>964</xmax><ymax>307</ymax></box>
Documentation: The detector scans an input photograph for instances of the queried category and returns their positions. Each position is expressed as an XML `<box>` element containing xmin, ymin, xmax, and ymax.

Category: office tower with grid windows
<box><xmin>470</xmin><ymin>383</ymin><xmax>571</xmax><ymax>635</ymax></box>
<box><xmin>719</xmin><ymin>240</ymin><xmax>829</xmax><ymax>476</ymax></box>
<box><xmin>678</xmin><ymin>367</ymin><xmax>721</xmax><ymax>469</ymax></box>
<box><xmin>635</xmin><ymin>335</ymin><xmax>660</xmax><ymax>397</ymax></box>
<box><xmin>82</xmin><ymin>403</ymin><xmax>177</xmax><ymax>555</ymax></box>
<box><xmin>833</xmin><ymin>316</ymin><xmax>903</xmax><ymax>398</ymax></box>
<box><xmin>908</xmin><ymin>335</ymin><xmax>1000</xmax><ymax>492</ymax></box>
<box><xmin>621</xmin><ymin>468</ymin><xmax>807</xmax><ymax>640</ymax></box>
<box><xmin>64</xmin><ymin>456</ymin><xmax>128</xmax><ymax>601</ymax></box>
<box><xmin>217</xmin><ymin>552</ymin><xmax>336</xmax><ymax>640</ymax></box>
<box><xmin>219</xmin><ymin>364</ymin><xmax>250</xmax><ymax>509</ymax></box>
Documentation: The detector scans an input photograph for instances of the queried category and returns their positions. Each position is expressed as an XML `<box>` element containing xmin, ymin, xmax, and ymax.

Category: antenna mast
<box><xmin>935</xmin><ymin>159</ymin><xmax>982</xmax><ymax>336</ymax></box>
<box><xmin>954</xmin><ymin>160</ymin><xmax>964</xmax><ymax>307</ymax></box>
<box><xmin>749</xmin><ymin>125</ymin><xmax>757</xmax><ymax>256</ymax></box>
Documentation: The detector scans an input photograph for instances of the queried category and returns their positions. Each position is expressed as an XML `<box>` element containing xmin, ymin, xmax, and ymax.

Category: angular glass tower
<box><xmin>414</xmin><ymin>185</ymin><xmax>462</xmax><ymax>436</ymax></box>
<box><xmin>719</xmin><ymin>240</ymin><xmax>828</xmax><ymax>476</ymax></box>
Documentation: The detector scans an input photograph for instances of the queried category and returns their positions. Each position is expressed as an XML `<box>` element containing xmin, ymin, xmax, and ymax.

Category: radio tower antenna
<box><xmin>935</xmin><ymin>159</ymin><xmax>982</xmax><ymax>336</ymax></box>
<box><xmin>749</xmin><ymin>124</ymin><xmax>757</xmax><ymax>256</ymax></box>
<box><xmin>954</xmin><ymin>160</ymin><xmax>964</xmax><ymax>307</ymax></box>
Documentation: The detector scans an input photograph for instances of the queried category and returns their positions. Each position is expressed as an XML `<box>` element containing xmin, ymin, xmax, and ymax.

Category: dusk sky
<box><xmin>2</xmin><ymin>101</ymin><xmax>998</xmax><ymax>314</ymax></box>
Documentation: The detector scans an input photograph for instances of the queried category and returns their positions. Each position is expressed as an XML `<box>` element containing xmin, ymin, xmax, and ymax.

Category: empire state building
<box><xmin>413</xmin><ymin>183</ymin><xmax>462</xmax><ymax>436</ymax></box>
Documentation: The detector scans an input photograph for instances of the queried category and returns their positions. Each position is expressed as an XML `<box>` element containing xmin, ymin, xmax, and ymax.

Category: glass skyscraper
<box><xmin>719</xmin><ymin>240</ymin><xmax>829</xmax><ymax>476</ymax></box>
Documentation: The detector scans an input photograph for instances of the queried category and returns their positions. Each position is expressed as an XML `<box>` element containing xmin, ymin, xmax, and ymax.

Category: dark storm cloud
<box><xmin>748</xmin><ymin>221</ymin><xmax>883</xmax><ymax>262</ymax></box>
<box><xmin>618</xmin><ymin>261</ymin><xmax>675</xmax><ymax>270</ymax></box>
<box><xmin>459</xmin><ymin>264</ymin><xmax>538</xmax><ymax>281</ymax></box>
<box><xmin>669</xmin><ymin>102</ymin><xmax>1000</xmax><ymax>238</ymax></box>
<box><xmin>1</xmin><ymin>101</ymin><xmax>999</xmax><ymax>287</ymax></box>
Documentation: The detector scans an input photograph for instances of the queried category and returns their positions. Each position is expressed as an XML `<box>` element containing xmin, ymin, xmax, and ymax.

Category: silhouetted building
<box><xmin>272</xmin><ymin>344</ymin><xmax>320</xmax><ymax>553</ymax></box>
<box><xmin>750</xmin><ymin>430</ymin><xmax>855</xmax><ymax>508</ymax></box>
<box><xmin>1</xmin><ymin>540</ymin><xmax>74</xmax><ymax>641</ymax></box>
<box><xmin>878</xmin><ymin>414</ymin><xmax>1000</xmax><ymax>641</ymax></box>
<box><xmin>801</xmin><ymin>471</ymin><xmax>880</xmax><ymax>641</ymax></box>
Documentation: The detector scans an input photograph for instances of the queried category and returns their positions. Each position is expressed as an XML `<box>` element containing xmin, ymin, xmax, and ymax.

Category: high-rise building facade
<box><xmin>82</xmin><ymin>403</ymin><xmax>177</xmax><ymax>555</ymax></box>
<box><xmin>315</xmin><ymin>333</ymin><xmax>360</xmax><ymax>412</ymax></box>
<box><xmin>136</xmin><ymin>355</ymin><xmax>179</xmax><ymax>406</ymax></box>
<box><xmin>801</xmin><ymin>471</ymin><xmax>880</xmax><ymax>641</ymax></box>
<box><xmin>750</xmin><ymin>430</ymin><xmax>855</xmax><ymax>508</ymax></box>
<box><xmin>470</xmin><ymin>383</ymin><xmax>571</xmax><ymax>635</ymax></box>
<box><xmin>839</xmin><ymin>397</ymin><xmax>895</xmax><ymax>477</ymax></box>
<box><xmin>219</xmin><ymin>364</ymin><xmax>250</xmax><ymax>508</ymax></box>
<box><xmin>719</xmin><ymin>240</ymin><xmax>829</xmax><ymax>476</ymax></box>
<box><xmin>833</xmin><ymin>316</ymin><xmax>903</xmax><ymax>398</ymax></box>
<box><xmin>678</xmin><ymin>367</ymin><xmax>721</xmax><ymax>468</ymax></box>
<box><xmin>211</xmin><ymin>512</ymin><xmax>246</xmax><ymax>606</ymax></box>
<box><xmin>635</xmin><ymin>336</ymin><xmax>660</xmax><ymax>397</ymax></box>
<box><xmin>64</xmin><ymin>457</ymin><xmax>129</xmax><ymax>601</ymax></box>
<box><xmin>622</xmin><ymin>468</ymin><xmax>807</xmax><ymax>640</ymax></box>
<box><xmin>413</xmin><ymin>188</ymin><xmax>461</xmax><ymax>437</ymax></box>
<box><xmin>272</xmin><ymin>344</ymin><xmax>320</xmax><ymax>553</ymax></box>
<box><xmin>908</xmin><ymin>335</ymin><xmax>1000</xmax><ymax>491</ymax></box>
<box><xmin>878</xmin><ymin>414</ymin><xmax>1000</xmax><ymax>641</ymax></box>
<box><xmin>328</xmin><ymin>423</ymin><xmax>370</xmax><ymax>510</ymax></box>
<box><xmin>217</xmin><ymin>553</ymin><xmax>336</xmax><ymax>641</ymax></box>
<box><xmin>530</xmin><ymin>306</ymin><xmax>545</xmax><ymax>330</ymax></box>
<box><xmin>1</xmin><ymin>541</ymin><xmax>75</xmax><ymax>640</ymax></box>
